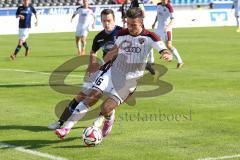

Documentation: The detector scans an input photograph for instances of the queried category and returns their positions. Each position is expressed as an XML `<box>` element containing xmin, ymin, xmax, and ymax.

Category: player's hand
<box><xmin>87</xmin><ymin>63</ymin><xmax>100</xmax><ymax>76</ymax></box>
<box><xmin>35</xmin><ymin>21</ymin><xmax>38</xmax><ymax>26</ymax></box>
<box><xmin>92</xmin><ymin>24</ymin><xmax>95</xmax><ymax>29</ymax></box>
<box><xmin>160</xmin><ymin>50</ymin><xmax>172</xmax><ymax>62</ymax></box>
<box><xmin>18</xmin><ymin>15</ymin><xmax>25</xmax><ymax>20</ymax></box>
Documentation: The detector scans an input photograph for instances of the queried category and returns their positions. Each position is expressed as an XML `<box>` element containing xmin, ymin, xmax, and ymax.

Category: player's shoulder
<box><xmin>76</xmin><ymin>6</ymin><xmax>83</xmax><ymax>10</ymax></box>
<box><xmin>141</xmin><ymin>29</ymin><xmax>160</xmax><ymax>42</ymax></box>
<box><xmin>29</xmin><ymin>5</ymin><xmax>36</xmax><ymax>10</ymax></box>
<box><xmin>166</xmin><ymin>3</ymin><xmax>174</xmax><ymax>12</ymax></box>
<box><xmin>116</xmin><ymin>25</ymin><xmax>123</xmax><ymax>30</ymax></box>
<box><xmin>116</xmin><ymin>28</ymin><xmax>130</xmax><ymax>38</ymax></box>
<box><xmin>94</xmin><ymin>29</ymin><xmax>106</xmax><ymax>40</ymax></box>
<box><xmin>17</xmin><ymin>5</ymin><xmax>24</xmax><ymax>9</ymax></box>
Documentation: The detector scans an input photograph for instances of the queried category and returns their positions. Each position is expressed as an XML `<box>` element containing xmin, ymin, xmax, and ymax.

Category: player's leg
<box><xmin>75</xmin><ymin>36</ymin><xmax>81</xmax><ymax>56</ymax></box>
<box><xmin>49</xmin><ymin>70</ymin><xmax>103</xmax><ymax>130</ymax></box>
<box><xmin>55</xmin><ymin>68</ymin><xmax>111</xmax><ymax>139</ymax></box>
<box><xmin>48</xmin><ymin>92</ymin><xmax>88</xmax><ymax>130</ymax></box>
<box><xmin>236</xmin><ymin>15</ymin><xmax>240</xmax><ymax>32</ymax></box>
<box><xmin>55</xmin><ymin>89</ymin><xmax>102</xmax><ymax>139</ymax></box>
<box><xmin>93</xmin><ymin>98</ymin><xmax>118</xmax><ymax>137</ymax></box>
<box><xmin>145</xmin><ymin>49</ymin><xmax>155</xmax><ymax>75</ymax></box>
<box><xmin>166</xmin><ymin>31</ymin><xmax>183</xmax><ymax>68</ymax></box>
<box><xmin>22</xmin><ymin>28</ymin><xmax>30</xmax><ymax>56</ymax></box>
<box><xmin>93</xmin><ymin>75</ymin><xmax>137</xmax><ymax>137</ymax></box>
<box><xmin>80</xmin><ymin>35</ymin><xmax>87</xmax><ymax>56</ymax></box>
<box><xmin>10</xmin><ymin>29</ymin><xmax>26</xmax><ymax>60</ymax></box>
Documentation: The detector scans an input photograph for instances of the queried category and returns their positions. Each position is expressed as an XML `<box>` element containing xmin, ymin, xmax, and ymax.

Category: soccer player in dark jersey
<box><xmin>54</xmin><ymin>7</ymin><xmax>172</xmax><ymax>140</ymax></box>
<box><xmin>48</xmin><ymin>9</ymin><xmax>122</xmax><ymax>130</ymax></box>
<box><xmin>10</xmin><ymin>0</ymin><xmax>38</xmax><ymax>60</ymax></box>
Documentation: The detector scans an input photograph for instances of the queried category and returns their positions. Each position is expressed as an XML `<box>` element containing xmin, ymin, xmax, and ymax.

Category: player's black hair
<box><xmin>100</xmin><ymin>9</ymin><xmax>115</xmax><ymax>20</ymax></box>
<box><xmin>126</xmin><ymin>7</ymin><xmax>144</xmax><ymax>19</ymax></box>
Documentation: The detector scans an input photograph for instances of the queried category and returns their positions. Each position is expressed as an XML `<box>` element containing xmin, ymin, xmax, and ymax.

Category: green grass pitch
<box><xmin>0</xmin><ymin>27</ymin><xmax>240</xmax><ymax>160</ymax></box>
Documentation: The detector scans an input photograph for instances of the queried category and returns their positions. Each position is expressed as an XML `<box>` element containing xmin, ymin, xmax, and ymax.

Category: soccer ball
<box><xmin>82</xmin><ymin>126</ymin><xmax>103</xmax><ymax>146</ymax></box>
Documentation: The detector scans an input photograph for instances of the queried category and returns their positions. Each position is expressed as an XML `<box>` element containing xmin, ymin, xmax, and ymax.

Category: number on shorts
<box><xmin>95</xmin><ymin>77</ymin><xmax>104</xmax><ymax>86</ymax></box>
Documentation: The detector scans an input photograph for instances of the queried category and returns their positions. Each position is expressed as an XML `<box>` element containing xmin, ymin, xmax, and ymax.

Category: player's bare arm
<box><xmin>88</xmin><ymin>50</ymin><xmax>100</xmax><ymax>74</ymax></box>
<box><xmin>103</xmin><ymin>45</ymin><xmax>119</xmax><ymax>62</ymax></box>
<box><xmin>71</xmin><ymin>13</ymin><xmax>77</xmax><ymax>23</ymax></box>
<box><xmin>34</xmin><ymin>13</ymin><xmax>38</xmax><ymax>26</ymax></box>
<box><xmin>152</xmin><ymin>16</ymin><xmax>157</xmax><ymax>29</ymax></box>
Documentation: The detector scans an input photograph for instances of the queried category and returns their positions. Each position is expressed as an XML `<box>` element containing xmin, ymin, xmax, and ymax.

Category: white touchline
<box><xmin>197</xmin><ymin>154</ymin><xmax>240</xmax><ymax>160</ymax></box>
<box><xmin>0</xmin><ymin>142</ymin><xmax>69</xmax><ymax>160</ymax></box>
<box><xmin>0</xmin><ymin>68</ymin><xmax>84</xmax><ymax>78</ymax></box>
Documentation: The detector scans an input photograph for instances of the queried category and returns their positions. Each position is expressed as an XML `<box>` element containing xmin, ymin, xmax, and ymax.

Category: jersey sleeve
<box><xmin>166</xmin><ymin>3</ymin><xmax>174</xmax><ymax>19</ymax></box>
<box><xmin>31</xmin><ymin>6</ymin><xmax>37</xmax><ymax>14</ymax></box>
<box><xmin>91</xmin><ymin>35</ymin><xmax>100</xmax><ymax>53</ymax></box>
<box><xmin>149</xmin><ymin>32</ymin><xmax>167</xmax><ymax>53</ymax></box>
<box><xmin>16</xmin><ymin>7</ymin><xmax>20</xmax><ymax>16</ymax></box>
<box><xmin>74</xmin><ymin>7</ymin><xmax>81</xmax><ymax>15</ymax></box>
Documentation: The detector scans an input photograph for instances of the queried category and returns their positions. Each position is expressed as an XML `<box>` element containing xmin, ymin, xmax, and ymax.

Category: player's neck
<box><xmin>105</xmin><ymin>26</ymin><xmax>116</xmax><ymax>34</ymax></box>
<box><xmin>130</xmin><ymin>28</ymin><xmax>143</xmax><ymax>36</ymax></box>
<box><xmin>23</xmin><ymin>3</ymin><xmax>29</xmax><ymax>6</ymax></box>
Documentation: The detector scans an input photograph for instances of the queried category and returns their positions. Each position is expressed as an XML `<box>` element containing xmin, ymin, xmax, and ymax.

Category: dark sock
<box><xmin>59</xmin><ymin>99</ymin><xmax>79</xmax><ymax>123</ymax></box>
<box><xmin>145</xmin><ymin>62</ymin><xmax>155</xmax><ymax>75</ymax></box>
<box><xmin>23</xmin><ymin>42</ymin><xmax>29</xmax><ymax>50</ymax></box>
<box><xmin>14</xmin><ymin>45</ymin><xmax>21</xmax><ymax>55</ymax></box>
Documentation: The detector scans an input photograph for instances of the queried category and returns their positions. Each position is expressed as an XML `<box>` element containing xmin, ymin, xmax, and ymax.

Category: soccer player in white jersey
<box><xmin>233</xmin><ymin>0</ymin><xmax>240</xmax><ymax>32</ymax></box>
<box><xmin>152</xmin><ymin>0</ymin><xmax>183</xmax><ymax>68</ymax></box>
<box><xmin>71</xmin><ymin>0</ymin><xmax>95</xmax><ymax>56</ymax></box>
<box><xmin>55</xmin><ymin>7</ymin><xmax>172</xmax><ymax>140</ymax></box>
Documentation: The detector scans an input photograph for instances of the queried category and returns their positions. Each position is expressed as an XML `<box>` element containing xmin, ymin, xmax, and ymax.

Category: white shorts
<box><xmin>76</xmin><ymin>24</ymin><xmax>89</xmax><ymax>37</ymax></box>
<box><xmin>91</xmin><ymin>68</ymin><xmax>137</xmax><ymax>105</ymax></box>
<box><xmin>19</xmin><ymin>28</ymin><xmax>30</xmax><ymax>41</ymax></box>
<box><xmin>155</xmin><ymin>30</ymin><xmax>172</xmax><ymax>42</ymax></box>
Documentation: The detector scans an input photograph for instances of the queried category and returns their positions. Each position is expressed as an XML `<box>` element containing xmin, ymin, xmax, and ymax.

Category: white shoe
<box><xmin>48</xmin><ymin>121</ymin><xmax>61</xmax><ymax>130</ymax></box>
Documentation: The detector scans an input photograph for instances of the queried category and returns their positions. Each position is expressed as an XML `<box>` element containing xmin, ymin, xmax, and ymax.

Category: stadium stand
<box><xmin>0</xmin><ymin>0</ymin><xmax>233</xmax><ymax>8</ymax></box>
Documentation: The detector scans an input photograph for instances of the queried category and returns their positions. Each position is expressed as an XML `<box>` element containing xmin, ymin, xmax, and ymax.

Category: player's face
<box><xmin>127</xmin><ymin>17</ymin><xmax>143</xmax><ymax>36</ymax></box>
<box><xmin>83</xmin><ymin>0</ymin><xmax>88</xmax><ymax>7</ymax></box>
<box><xmin>23</xmin><ymin>0</ymin><xmax>30</xmax><ymax>6</ymax></box>
<box><xmin>101</xmin><ymin>14</ymin><xmax>115</xmax><ymax>32</ymax></box>
<box><xmin>162</xmin><ymin>0</ymin><xmax>169</xmax><ymax>4</ymax></box>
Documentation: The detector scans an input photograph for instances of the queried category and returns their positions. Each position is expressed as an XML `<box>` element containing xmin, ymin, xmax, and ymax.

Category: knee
<box><xmin>84</xmin><ymin>91</ymin><xmax>101</xmax><ymax>106</ymax></box>
<box><xmin>101</xmin><ymin>104</ymin><xmax>113</xmax><ymax>116</ymax></box>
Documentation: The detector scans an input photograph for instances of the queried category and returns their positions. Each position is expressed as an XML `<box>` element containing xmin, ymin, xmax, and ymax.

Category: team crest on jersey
<box><xmin>138</xmin><ymin>38</ymin><xmax>145</xmax><ymax>44</ymax></box>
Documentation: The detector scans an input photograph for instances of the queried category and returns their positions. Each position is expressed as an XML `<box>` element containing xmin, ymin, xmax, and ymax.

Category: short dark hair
<box><xmin>126</xmin><ymin>7</ymin><xmax>144</xmax><ymax>19</ymax></box>
<box><xmin>100</xmin><ymin>9</ymin><xmax>115</xmax><ymax>20</ymax></box>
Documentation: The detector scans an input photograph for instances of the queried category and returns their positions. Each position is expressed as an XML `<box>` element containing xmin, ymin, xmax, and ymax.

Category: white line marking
<box><xmin>0</xmin><ymin>68</ymin><xmax>84</xmax><ymax>78</ymax></box>
<box><xmin>197</xmin><ymin>155</ymin><xmax>240</xmax><ymax>160</ymax></box>
<box><xmin>0</xmin><ymin>142</ymin><xmax>69</xmax><ymax>160</ymax></box>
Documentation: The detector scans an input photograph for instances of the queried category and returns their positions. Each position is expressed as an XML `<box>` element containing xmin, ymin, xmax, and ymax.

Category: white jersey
<box><xmin>112</xmin><ymin>29</ymin><xmax>167</xmax><ymax>80</ymax></box>
<box><xmin>156</xmin><ymin>2</ymin><xmax>174</xmax><ymax>32</ymax></box>
<box><xmin>74</xmin><ymin>7</ymin><xmax>93</xmax><ymax>28</ymax></box>
<box><xmin>233</xmin><ymin>0</ymin><xmax>240</xmax><ymax>17</ymax></box>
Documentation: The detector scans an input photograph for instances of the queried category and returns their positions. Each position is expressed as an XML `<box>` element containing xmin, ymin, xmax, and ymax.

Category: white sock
<box><xmin>171</xmin><ymin>47</ymin><xmax>183</xmax><ymax>64</ymax></box>
<box><xmin>64</xmin><ymin>102</ymin><xmax>89</xmax><ymax>129</ymax></box>
<box><xmin>149</xmin><ymin>49</ymin><xmax>154</xmax><ymax>64</ymax></box>
<box><xmin>93</xmin><ymin>115</ymin><xmax>105</xmax><ymax>128</ymax></box>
